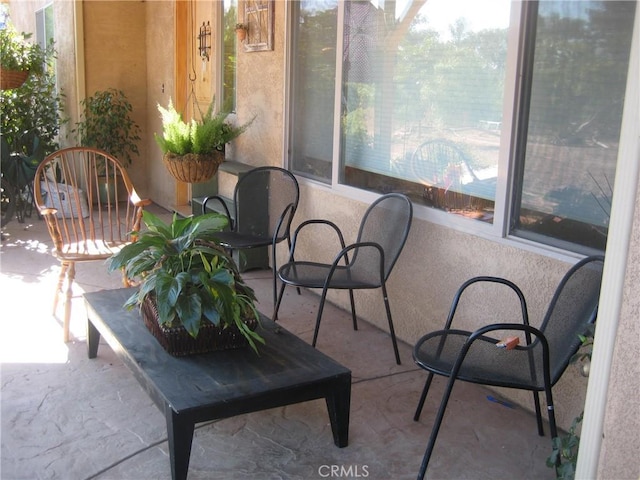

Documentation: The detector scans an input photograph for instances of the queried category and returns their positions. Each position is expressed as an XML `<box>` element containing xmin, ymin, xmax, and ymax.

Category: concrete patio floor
<box><xmin>1</xmin><ymin>206</ymin><xmax>555</xmax><ymax>480</ymax></box>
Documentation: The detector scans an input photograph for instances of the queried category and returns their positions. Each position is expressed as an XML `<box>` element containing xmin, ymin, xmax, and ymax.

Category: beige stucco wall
<box><xmin>82</xmin><ymin>1</ymin><xmax>148</xmax><ymax>195</ymax></box>
<box><xmin>595</xmin><ymin>130</ymin><xmax>640</xmax><ymax>480</ymax></box>
<box><xmin>144</xmin><ymin>0</ymin><xmax>176</xmax><ymax>208</ymax></box>
<box><xmin>7</xmin><ymin>0</ymin><xmax>635</xmax><ymax>438</ymax></box>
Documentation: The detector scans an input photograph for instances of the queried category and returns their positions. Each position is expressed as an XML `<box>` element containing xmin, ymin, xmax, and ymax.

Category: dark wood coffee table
<box><xmin>85</xmin><ymin>288</ymin><xmax>351</xmax><ymax>480</ymax></box>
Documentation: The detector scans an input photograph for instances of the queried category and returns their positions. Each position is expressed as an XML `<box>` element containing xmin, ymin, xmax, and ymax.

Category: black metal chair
<box><xmin>273</xmin><ymin>193</ymin><xmax>413</xmax><ymax>365</ymax></box>
<box><xmin>202</xmin><ymin>166</ymin><xmax>299</xmax><ymax>309</ymax></box>
<box><xmin>412</xmin><ymin>255</ymin><xmax>605</xmax><ymax>480</ymax></box>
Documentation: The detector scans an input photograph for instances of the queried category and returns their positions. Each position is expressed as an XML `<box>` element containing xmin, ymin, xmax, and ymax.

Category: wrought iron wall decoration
<box><xmin>198</xmin><ymin>21</ymin><xmax>211</xmax><ymax>61</ymax></box>
<box><xmin>242</xmin><ymin>0</ymin><xmax>274</xmax><ymax>52</ymax></box>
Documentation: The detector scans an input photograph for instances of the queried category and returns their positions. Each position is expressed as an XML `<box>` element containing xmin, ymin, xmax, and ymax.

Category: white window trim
<box><xmin>577</xmin><ymin>3</ymin><xmax>639</xmax><ymax>475</ymax></box>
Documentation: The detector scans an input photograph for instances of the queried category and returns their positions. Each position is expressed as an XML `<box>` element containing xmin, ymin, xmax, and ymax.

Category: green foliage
<box><xmin>107</xmin><ymin>211</ymin><xmax>264</xmax><ymax>353</ymax></box>
<box><xmin>547</xmin><ymin>413</ymin><xmax>583</xmax><ymax>480</ymax></box>
<box><xmin>0</xmin><ymin>24</ymin><xmax>44</xmax><ymax>73</ymax></box>
<box><xmin>74</xmin><ymin>88</ymin><xmax>141</xmax><ymax>166</ymax></box>
<box><xmin>0</xmin><ymin>26</ymin><xmax>65</xmax><ymax>159</ymax></box>
<box><xmin>546</xmin><ymin>326</ymin><xmax>595</xmax><ymax>479</ymax></box>
<box><xmin>154</xmin><ymin>99</ymin><xmax>252</xmax><ymax>155</ymax></box>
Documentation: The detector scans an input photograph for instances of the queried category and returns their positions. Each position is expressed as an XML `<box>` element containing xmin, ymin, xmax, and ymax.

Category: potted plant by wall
<box><xmin>107</xmin><ymin>210</ymin><xmax>264</xmax><ymax>355</ymax></box>
<box><xmin>235</xmin><ymin>23</ymin><xmax>248</xmax><ymax>42</ymax></box>
<box><xmin>0</xmin><ymin>25</ymin><xmax>44</xmax><ymax>90</ymax></box>
<box><xmin>74</xmin><ymin>88</ymin><xmax>141</xmax><ymax>201</ymax></box>
<box><xmin>154</xmin><ymin>99</ymin><xmax>252</xmax><ymax>183</ymax></box>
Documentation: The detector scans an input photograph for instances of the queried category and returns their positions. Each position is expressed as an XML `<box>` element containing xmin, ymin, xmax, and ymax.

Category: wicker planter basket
<box><xmin>163</xmin><ymin>150</ymin><xmax>224</xmax><ymax>183</ymax></box>
<box><xmin>141</xmin><ymin>296</ymin><xmax>257</xmax><ymax>356</ymax></box>
<box><xmin>0</xmin><ymin>68</ymin><xmax>29</xmax><ymax>90</ymax></box>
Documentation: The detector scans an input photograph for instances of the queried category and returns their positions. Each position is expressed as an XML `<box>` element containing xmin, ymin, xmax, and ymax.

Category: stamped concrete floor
<box><xmin>1</xmin><ymin>206</ymin><xmax>554</xmax><ymax>480</ymax></box>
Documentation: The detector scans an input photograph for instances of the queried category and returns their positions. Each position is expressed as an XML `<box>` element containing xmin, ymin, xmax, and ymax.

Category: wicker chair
<box><xmin>34</xmin><ymin>147</ymin><xmax>150</xmax><ymax>342</ymax></box>
<box><xmin>273</xmin><ymin>193</ymin><xmax>413</xmax><ymax>365</ymax></box>
<box><xmin>412</xmin><ymin>255</ymin><xmax>605</xmax><ymax>479</ymax></box>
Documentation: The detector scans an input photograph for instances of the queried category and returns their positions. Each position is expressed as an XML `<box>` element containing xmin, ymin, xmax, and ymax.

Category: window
<box><xmin>289</xmin><ymin>0</ymin><xmax>338</xmax><ymax>183</ymax></box>
<box><xmin>288</xmin><ymin>1</ymin><xmax>636</xmax><ymax>253</ymax></box>
<box><xmin>36</xmin><ymin>4</ymin><xmax>55</xmax><ymax>79</ymax></box>
<box><xmin>511</xmin><ymin>1</ymin><xmax>635</xmax><ymax>251</ymax></box>
<box><xmin>222</xmin><ymin>0</ymin><xmax>238</xmax><ymax>111</ymax></box>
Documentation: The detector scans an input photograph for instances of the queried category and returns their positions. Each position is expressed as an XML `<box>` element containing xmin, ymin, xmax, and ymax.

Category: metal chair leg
<box><xmin>417</xmin><ymin>375</ymin><xmax>457</xmax><ymax>480</ymax></box>
<box><xmin>348</xmin><ymin>289</ymin><xmax>357</xmax><ymax>331</ymax></box>
<box><xmin>382</xmin><ymin>283</ymin><xmax>401</xmax><ymax>365</ymax></box>
<box><xmin>533</xmin><ymin>391</ymin><xmax>544</xmax><ymax>436</ymax></box>
<box><xmin>414</xmin><ymin>373</ymin><xmax>434</xmax><ymax>421</ymax></box>
<box><xmin>273</xmin><ymin>282</ymin><xmax>287</xmax><ymax>321</ymax></box>
<box><xmin>312</xmin><ymin>288</ymin><xmax>330</xmax><ymax>347</ymax></box>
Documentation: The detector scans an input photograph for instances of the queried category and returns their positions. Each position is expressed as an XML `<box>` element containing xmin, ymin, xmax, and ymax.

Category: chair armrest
<box><xmin>130</xmin><ymin>190</ymin><xmax>152</xmax><ymax>208</ymax></box>
<box><xmin>202</xmin><ymin>195</ymin><xmax>232</xmax><ymax>227</ymax></box>
<box><xmin>330</xmin><ymin>240</ymin><xmax>384</xmax><ymax>272</ymax></box>
<box><xmin>288</xmin><ymin>219</ymin><xmax>346</xmax><ymax>260</ymax></box>
<box><xmin>38</xmin><ymin>209</ymin><xmax>64</xmax><ymax>252</ymax></box>
<box><xmin>443</xmin><ymin>276</ymin><xmax>529</xmax><ymax>331</ymax></box>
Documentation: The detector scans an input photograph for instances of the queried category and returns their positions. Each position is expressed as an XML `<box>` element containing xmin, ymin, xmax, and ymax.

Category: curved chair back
<box><xmin>540</xmin><ymin>255</ymin><xmax>605</xmax><ymax>383</ymax></box>
<box><xmin>233</xmin><ymin>166</ymin><xmax>299</xmax><ymax>244</ymax></box>
<box><xmin>34</xmin><ymin>147</ymin><xmax>146</xmax><ymax>259</ymax></box>
<box><xmin>351</xmin><ymin>193</ymin><xmax>413</xmax><ymax>283</ymax></box>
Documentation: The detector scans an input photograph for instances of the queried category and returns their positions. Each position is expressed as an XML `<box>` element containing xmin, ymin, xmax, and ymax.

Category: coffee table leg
<box><xmin>87</xmin><ymin>318</ymin><xmax>100</xmax><ymax>359</ymax></box>
<box><xmin>166</xmin><ymin>408</ymin><xmax>195</xmax><ymax>480</ymax></box>
<box><xmin>325</xmin><ymin>375</ymin><xmax>351</xmax><ymax>448</ymax></box>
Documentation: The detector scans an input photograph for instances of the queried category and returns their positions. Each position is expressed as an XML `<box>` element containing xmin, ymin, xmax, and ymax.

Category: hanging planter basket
<box><xmin>0</xmin><ymin>68</ymin><xmax>29</xmax><ymax>90</ymax></box>
<box><xmin>162</xmin><ymin>149</ymin><xmax>224</xmax><ymax>183</ymax></box>
<box><xmin>236</xmin><ymin>27</ymin><xmax>247</xmax><ymax>42</ymax></box>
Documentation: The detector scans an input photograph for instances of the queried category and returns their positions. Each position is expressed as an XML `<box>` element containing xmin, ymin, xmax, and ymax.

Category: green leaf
<box><xmin>175</xmin><ymin>293</ymin><xmax>202</xmax><ymax>337</ymax></box>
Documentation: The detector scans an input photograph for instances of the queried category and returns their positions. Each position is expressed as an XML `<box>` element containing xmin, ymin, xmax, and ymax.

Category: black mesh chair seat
<box><xmin>415</xmin><ymin>329</ymin><xmax>551</xmax><ymax>391</ymax></box>
<box><xmin>278</xmin><ymin>261</ymin><xmax>381</xmax><ymax>290</ymax></box>
<box><xmin>412</xmin><ymin>255</ymin><xmax>605</xmax><ymax>480</ymax></box>
<box><xmin>274</xmin><ymin>193</ymin><xmax>413</xmax><ymax>364</ymax></box>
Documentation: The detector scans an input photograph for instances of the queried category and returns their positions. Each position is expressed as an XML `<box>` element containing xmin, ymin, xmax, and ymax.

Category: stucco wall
<box><xmin>144</xmin><ymin>0</ymin><xmax>176</xmax><ymax>208</ymax></box>
<box><xmin>82</xmin><ymin>1</ymin><xmax>148</xmax><ymax>195</ymax></box>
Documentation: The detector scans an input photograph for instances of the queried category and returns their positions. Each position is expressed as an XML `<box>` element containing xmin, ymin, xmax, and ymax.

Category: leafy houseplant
<box><xmin>74</xmin><ymin>88</ymin><xmax>141</xmax><ymax>167</ymax></box>
<box><xmin>154</xmin><ymin>99</ymin><xmax>252</xmax><ymax>183</ymax></box>
<box><xmin>235</xmin><ymin>23</ymin><xmax>248</xmax><ymax>42</ymax></box>
<box><xmin>1</xmin><ymin>28</ymin><xmax>65</xmax><ymax>160</ymax></box>
<box><xmin>107</xmin><ymin>210</ymin><xmax>264</xmax><ymax>354</ymax></box>
<box><xmin>0</xmin><ymin>24</ymin><xmax>45</xmax><ymax>89</ymax></box>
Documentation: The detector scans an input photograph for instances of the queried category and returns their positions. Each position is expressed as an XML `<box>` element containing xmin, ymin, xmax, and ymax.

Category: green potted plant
<box><xmin>73</xmin><ymin>88</ymin><xmax>141</xmax><ymax>201</ymax></box>
<box><xmin>1</xmin><ymin>25</ymin><xmax>65</xmax><ymax>165</ymax></box>
<box><xmin>154</xmin><ymin>99</ymin><xmax>252</xmax><ymax>183</ymax></box>
<box><xmin>107</xmin><ymin>210</ymin><xmax>264</xmax><ymax>355</ymax></box>
<box><xmin>235</xmin><ymin>23</ymin><xmax>248</xmax><ymax>42</ymax></box>
<box><xmin>0</xmin><ymin>24</ymin><xmax>44</xmax><ymax>90</ymax></box>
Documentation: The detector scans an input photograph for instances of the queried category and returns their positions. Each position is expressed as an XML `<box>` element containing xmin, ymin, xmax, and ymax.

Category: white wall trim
<box><xmin>73</xmin><ymin>0</ymin><xmax>85</xmax><ymax>112</ymax></box>
<box><xmin>576</xmin><ymin>3</ymin><xmax>640</xmax><ymax>477</ymax></box>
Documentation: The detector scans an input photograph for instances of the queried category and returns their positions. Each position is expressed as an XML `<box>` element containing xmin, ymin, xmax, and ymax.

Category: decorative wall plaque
<box><xmin>243</xmin><ymin>0</ymin><xmax>274</xmax><ymax>52</ymax></box>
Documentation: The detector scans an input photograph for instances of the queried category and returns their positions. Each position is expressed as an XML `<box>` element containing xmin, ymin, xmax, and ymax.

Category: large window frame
<box><xmin>286</xmin><ymin>1</ymin><xmax>635</xmax><ymax>256</ymax></box>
